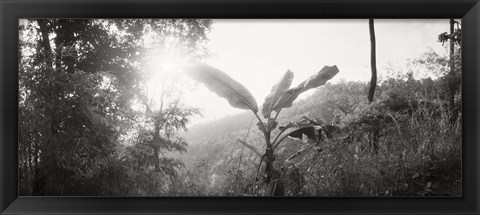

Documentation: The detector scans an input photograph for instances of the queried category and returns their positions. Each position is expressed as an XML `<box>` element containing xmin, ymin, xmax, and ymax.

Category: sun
<box><xmin>159</xmin><ymin>60</ymin><xmax>175</xmax><ymax>71</ymax></box>
<box><xmin>146</xmin><ymin>50</ymin><xmax>186</xmax><ymax>76</ymax></box>
<box><xmin>142</xmin><ymin>44</ymin><xmax>192</xmax><ymax>110</ymax></box>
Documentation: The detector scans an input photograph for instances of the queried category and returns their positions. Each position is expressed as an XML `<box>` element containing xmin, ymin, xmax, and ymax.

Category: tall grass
<box><xmin>291</xmin><ymin>91</ymin><xmax>462</xmax><ymax>196</ymax></box>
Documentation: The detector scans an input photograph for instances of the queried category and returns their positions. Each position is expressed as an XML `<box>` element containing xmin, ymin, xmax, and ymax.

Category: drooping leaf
<box><xmin>284</xmin><ymin>126</ymin><xmax>320</xmax><ymax>140</ymax></box>
<box><xmin>273</xmin><ymin>117</ymin><xmax>324</xmax><ymax>148</ymax></box>
<box><xmin>261</xmin><ymin>70</ymin><xmax>294</xmax><ymax>118</ymax></box>
<box><xmin>274</xmin><ymin>122</ymin><xmax>317</xmax><ymax>148</ymax></box>
<box><xmin>185</xmin><ymin>63</ymin><xmax>258</xmax><ymax>112</ymax></box>
<box><xmin>273</xmin><ymin>65</ymin><xmax>339</xmax><ymax>112</ymax></box>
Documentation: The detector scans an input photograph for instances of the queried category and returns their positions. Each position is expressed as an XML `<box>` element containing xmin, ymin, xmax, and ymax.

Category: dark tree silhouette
<box><xmin>447</xmin><ymin>18</ymin><xmax>458</xmax><ymax>122</ymax></box>
<box><xmin>367</xmin><ymin>19</ymin><xmax>377</xmax><ymax>103</ymax></box>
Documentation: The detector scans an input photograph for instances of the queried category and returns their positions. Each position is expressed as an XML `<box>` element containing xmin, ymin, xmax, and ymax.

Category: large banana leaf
<box><xmin>261</xmin><ymin>70</ymin><xmax>294</xmax><ymax>119</ymax></box>
<box><xmin>273</xmin><ymin>65</ymin><xmax>339</xmax><ymax>112</ymax></box>
<box><xmin>185</xmin><ymin>63</ymin><xmax>258</xmax><ymax>112</ymax></box>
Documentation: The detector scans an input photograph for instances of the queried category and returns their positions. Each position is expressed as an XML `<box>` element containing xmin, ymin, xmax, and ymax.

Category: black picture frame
<box><xmin>1</xmin><ymin>0</ymin><xmax>479</xmax><ymax>214</ymax></box>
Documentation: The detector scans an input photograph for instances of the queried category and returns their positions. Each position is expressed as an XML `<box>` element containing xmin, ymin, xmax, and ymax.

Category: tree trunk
<box><xmin>152</xmin><ymin>121</ymin><xmax>162</xmax><ymax>171</ymax></box>
<box><xmin>367</xmin><ymin>19</ymin><xmax>378</xmax><ymax>103</ymax></box>
<box><xmin>54</xmin><ymin>19</ymin><xmax>77</xmax><ymax>72</ymax></box>
<box><xmin>152</xmin><ymin>133</ymin><xmax>160</xmax><ymax>171</ymax></box>
<box><xmin>448</xmin><ymin>19</ymin><xmax>456</xmax><ymax>121</ymax></box>
<box><xmin>153</xmin><ymin>144</ymin><xmax>160</xmax><ymax>171</ymax></box>
<box><xmin>37</xmin><ymin>20</ymin><xmax>53</xmax><ymax>68</ymax></box>
<box><xmin>33</xmin><ymin>19</ymin><xmax>53</xmax><ymax>196</ymax></box>
<box><xmin>26</xmin><ymin>139</ymin><xmax>33</xmax><ymax>194</ymax></box>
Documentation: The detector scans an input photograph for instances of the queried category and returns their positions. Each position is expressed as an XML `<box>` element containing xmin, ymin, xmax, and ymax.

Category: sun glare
<box><xmin>142</xmin><ymin>42</ymin><xmax>192</xmax><ymax>110</ymax></box>
<box><xmin>146</xmin><ymin>50</ymin><xmax>186</xmax><ymax>76</ymax></box>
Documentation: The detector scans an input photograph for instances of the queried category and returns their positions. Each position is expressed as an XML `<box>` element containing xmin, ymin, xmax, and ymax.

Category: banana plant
<box><xmin>184</xmin><ymin>63</ymin><xmax>339</xmax><ymax>196</ymax></box>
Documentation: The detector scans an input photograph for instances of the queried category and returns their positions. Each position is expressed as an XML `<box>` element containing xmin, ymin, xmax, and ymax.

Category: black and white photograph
<box><xmin>18</xmin><ymin>19</ymin><xmax>462</xmax><ymax>197</ymax></box>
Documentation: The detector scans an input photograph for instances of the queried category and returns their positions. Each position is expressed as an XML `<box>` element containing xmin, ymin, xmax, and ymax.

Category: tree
<box><xmin>447</xmin><ymin>19</ymin><xmax>455</xmax><ymax>119</ymax></box>
<box><xmin>133</xmin><ymin>90</ymin><xmax>200</xmax><ymax>193</ymax></box>
<box><xmin>367</xmin><ymin>19</ymin><xmax>378</xmax><ymax>103</ymax></box>
<box><xmin>438</xmin><ymin>19</ymin><xmax>462</xmax><ymax>121</ymax></box>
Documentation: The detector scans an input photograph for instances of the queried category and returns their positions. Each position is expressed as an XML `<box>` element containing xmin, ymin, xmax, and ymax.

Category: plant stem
<box><xmin>253</xmin><ymin>111</ymin><xmax>267</xmax><ymax>136</ymax></box>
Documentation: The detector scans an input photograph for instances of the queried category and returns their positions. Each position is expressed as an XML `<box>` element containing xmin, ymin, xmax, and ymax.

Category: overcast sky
<box><xmin>183</xmin><ymin>19</ymin><xmax>452</xmax><ymax>125</ymax></box>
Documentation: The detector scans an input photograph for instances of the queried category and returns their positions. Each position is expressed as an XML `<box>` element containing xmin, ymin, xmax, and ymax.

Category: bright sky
<box><xmin>181</xmin><ymin>19</ymin><xmax>452</xmax><ymax>125</ymax></box>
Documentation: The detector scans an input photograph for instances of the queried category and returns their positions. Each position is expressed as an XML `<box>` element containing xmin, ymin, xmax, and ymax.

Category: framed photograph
<box><xmin>1</xmin><ymin>0</ymin><xmax>479</xmax><ymax>214</ymax></box>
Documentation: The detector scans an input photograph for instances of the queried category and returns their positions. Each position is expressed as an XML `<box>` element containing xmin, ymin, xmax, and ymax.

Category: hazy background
<box><xmin>184</xmin><ymin>19</ymin><xmax>450</xmax><ymax>125</ymax></box>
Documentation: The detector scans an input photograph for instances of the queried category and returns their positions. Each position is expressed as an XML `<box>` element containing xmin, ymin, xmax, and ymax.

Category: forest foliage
<box><xmin>19</xmin><ymin>19</ymin><xmax>461</xmax><ymax>196</ymax></box>
<box><xmin>19</xmin><ymin>19</ymin><xmax>211</xmax><ymax>195</ymax></box>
